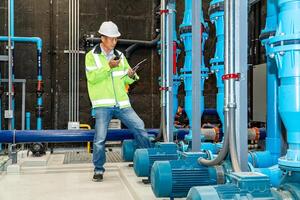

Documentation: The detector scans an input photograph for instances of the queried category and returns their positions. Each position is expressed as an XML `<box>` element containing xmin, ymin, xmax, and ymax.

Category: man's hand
<box><xmin>109</xmin><ymin>59</ymin><xmax>120</xmax><ymax>68</ymax></box>
<box><xmin>127</xmin><ymin>68</ymin><xmax>136</xmax><ymax>78</ymax></box>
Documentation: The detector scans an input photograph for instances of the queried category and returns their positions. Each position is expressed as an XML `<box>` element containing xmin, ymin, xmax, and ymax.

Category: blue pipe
<box><xmin>0</xmin><ymin>37</ymin><xmax>42</xmax><ymax>51</ymax></box>
<box><xmin>0</xmin><ymin>36</ymin><xmax>43</xmax><ymax>130</ymax></box>
<box><xmin>268</xmin><ymin>0</ymin><xmax>300</xmax><ymax>172</ymax></box>
<box><xmin>10</xmin><ymin>0</ymin><xmax>14</xmax><ymax>38</ymax></box>
<box><xmin>180</xmin><ymin>0</ymin><xmax>208</xmax><ymax>142</ymax></box>
<box><xmin>26</xmin><ymin>112</ymin><xmax>31</xmax><ymax>130</ymax></box>
<box><xmin>168</xmin><ymin>0</ymin><xmax>181</xmax><ymax>120</ymax></box>
<box><xmin>253</xmin><ymin>165</ymin><xmax>282</xmax><ymax>187</ymax></box>
<box><xmin>249</xmin><ymin>0</ymin><xmax>281</xmax><ymax>169</ymax></box>
<box><xmin>0</xmin><ymin>129</ymin><xmax>190</xmax><ymax>143</ymax></box>
<box><xmin>36</xmin><ymin>50</ymin><xmax>43</xmax><ymax>130</ymax></box>
<box><xmin>210</xmin><ymin>0</ymin><xmax>225</xmax><ymax>126</ymax></box>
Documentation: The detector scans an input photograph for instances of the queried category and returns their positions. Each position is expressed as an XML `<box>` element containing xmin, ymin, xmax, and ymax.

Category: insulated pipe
<box><xmin>160</xmin><ymin>0</ymin><xmax>167</xmax><ymax>141</ymax></box>
<box><xmin>225</xmin><ymin>0</ymin><xmax>241</xmax><ymax>173</ymax></box>
<box><xmin>0</xmin><ymin>129</ymin><xmax>191</xmax><ymax>143</ymax></box>
<box><xmin>165</xmin><ymin>0</ymin><xmax>175</xmax><ymax>142</ymax></box>
<box><xmin>199</xmin><ymin>110</ymin><xmax>229</xmax><ymax>166</ymax></box>
<box><xmin>7</xmin><ymin>0</ymin><xmax>13</xmax><ymax>131</ymax></box>
<box><xmin>199</xmin><ymin>0</ymin><xmax>242</xmax><ymax>170</ymax></box>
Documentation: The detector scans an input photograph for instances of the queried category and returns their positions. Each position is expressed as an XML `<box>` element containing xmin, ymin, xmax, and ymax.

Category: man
<box><xmin>85</xmin><ymin>21</ymin><xmax>151</xmax><ymax>182</ymax></box>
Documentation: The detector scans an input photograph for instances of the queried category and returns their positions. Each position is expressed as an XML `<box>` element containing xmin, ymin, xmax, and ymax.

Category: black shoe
<box><xmin>92</xmin><ymin>173</ymin><xmax>103</xmax><ymax>182</ymax></box>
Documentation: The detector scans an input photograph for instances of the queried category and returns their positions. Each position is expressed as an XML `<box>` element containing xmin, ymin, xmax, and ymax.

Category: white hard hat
<box><xmin>98</xmin><ymin>21</ymin><xmax>121</xmax><ymax>37</ymax></box>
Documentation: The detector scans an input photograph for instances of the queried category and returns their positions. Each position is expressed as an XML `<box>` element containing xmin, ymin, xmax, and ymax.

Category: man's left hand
<box><xmin>127</xmin><ymin>68</ymin><xmax>136</xmax><ymax>78</ymax></box>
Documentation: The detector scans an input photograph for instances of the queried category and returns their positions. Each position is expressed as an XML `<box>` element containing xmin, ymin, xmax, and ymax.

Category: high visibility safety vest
<box><xmin>85</xmin><ymin>45</ymin><xmax>138</xmax><ymax>108</ymax></box>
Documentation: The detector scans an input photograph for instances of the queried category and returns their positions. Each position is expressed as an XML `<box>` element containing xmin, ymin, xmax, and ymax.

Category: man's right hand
<box><xmin>109</xmin><ymin>59</ymin><xmax>120</xmax><ymax>68</ymax></box>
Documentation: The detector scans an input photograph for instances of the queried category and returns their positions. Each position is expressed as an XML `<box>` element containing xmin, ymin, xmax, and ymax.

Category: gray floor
<box><xmin>0</xmin><ymin>152</ymin><xmax>176</xmax><ymax>200</ymax></box>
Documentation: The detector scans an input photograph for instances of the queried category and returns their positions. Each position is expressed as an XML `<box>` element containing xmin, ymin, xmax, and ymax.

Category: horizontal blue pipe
<box><xmin>254</xmin><ymin>165</ymin><xmax>282</xmax><ymax>187</ymax></box>
<box><xmin>0</xmin><ymin>129</ymin><xmax>190</xmax><ymax>143</ymax></box>
<box><xmin>0</xmin><ymin>36</ymin><xmax>42</xmax><ymax>50</ymax></box>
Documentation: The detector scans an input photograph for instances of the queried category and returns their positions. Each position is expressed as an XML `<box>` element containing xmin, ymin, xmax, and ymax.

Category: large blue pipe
<box><xmin>248</xmin><ymin>0</ymin><xmax>281</xmax><ymax>168</ymax></box>
<box><xmin>210</xmin><ymin>0</ymin><xmax>225</xmax><ymax>126</ymax></box>
<box><xmin>168</xmin><ymin>0</ymin><xmax>181</xmax><ymax>120</ymax></box>
<box><xmin>268</xmin><ymin>0</ymin><xmax>300</xmax><ymax>172</ymax></box>
<box><xmin>0</xmin><ymin>36</ymin><xmax>43</xmax><ymax>130</ymax></box>
<box><xmin>0</xmin><ymin>129</ymin><xmax>190</xmax><ymax>143</ymax></box>
<box><xmin>0</xmin><ymin>37</ymin><xmax>42</xmax><ymax>50</ymax></box>
<box><xmin>180</xmin><ymin>0</ymin><xmax>208</xmax><ymax>142</ymax></box>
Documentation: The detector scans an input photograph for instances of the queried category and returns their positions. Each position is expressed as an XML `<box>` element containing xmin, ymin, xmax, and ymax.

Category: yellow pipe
<box><xmin>80</xmin><ymin>124</ymin><xmax>91</xmax><ymax>153</ymax></box>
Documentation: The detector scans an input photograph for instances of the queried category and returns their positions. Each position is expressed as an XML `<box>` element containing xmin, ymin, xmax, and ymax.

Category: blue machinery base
<box><xmin>134</xmin><ymin>142</ymin><xmax>178</xmax><ymax>177</ymax></box>
<box><xmin>150</xmin><ymin>152</ymin><xmax>223</xmax><ymax>198</ymax></box>
<box><xmin>187</xmin><ymin>172</ymin><xmax>300</xmax><ymax>200</ymax></box>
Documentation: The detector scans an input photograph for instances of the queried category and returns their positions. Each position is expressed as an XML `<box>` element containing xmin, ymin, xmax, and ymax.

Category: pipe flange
<box><xmin>279</xmin><ymin>183</ymin><xmax>300</xmax><ymax>200</ymax></box>
<box><xmin>259</xmin><ymin>31</ymin><xmax>276</xmax><ymax>42</ymax></box>
<box><xmin>268</xmin><ymin>34</ymin><xmax>300</xmax><ymax>55</ymax></box>
<box><xmin>209</xmin><ymin>1</ymin><xmax>224</xmax><ymax>16</ymax></box>
<box><xmin>179</xmin><ymin>25</ymin><xmax>209</xmax><ymax>36</ymax></box>
<box><xmin>179</xmin><ymin>26</ymin><xmax>192</xmax><ymax>35</ymax></box>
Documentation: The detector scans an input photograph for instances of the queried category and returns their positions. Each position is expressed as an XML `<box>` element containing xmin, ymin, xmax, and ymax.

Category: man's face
<box><xmin>101</xmin><ymin>36</ymin><xmax>118</xmax><ymax>51</ymax></box>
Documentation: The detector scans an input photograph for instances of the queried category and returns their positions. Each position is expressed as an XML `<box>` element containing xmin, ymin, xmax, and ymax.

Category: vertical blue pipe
<box><xmin>268</xmin><ymin>0</ymin><xmax>300</xmax><ymax>172</ymax></box>
<box><xmin>180</xmin><ymin>0</ymin><xmax>207</xmax><ymax>143</ymax></box>
<box><xmin>10</xmin><ymin>0</ymin><xmax>14</xmax><ymax>38</ymax></box>
<box><xmin>36</xmin><ymin>49</ymin><xmax>43</xmax><ymax>130</ymax></box>
<box><xmin>26</xmin><ymin>112</ymin><xmax>31</xmax><ymax>130</ymax></box>
<box><xmin>169</xmin><ymin>0</ymin><xmax>181</xmax><ymax>120</ymax></box>
<box><xmin>263</xmin><ymin>0</ymin><xmax>281</xmax><ymax>166</ymax></box>
<box><xmin>0</xmin><ymin>70</ymin><xmax>1</xmax><ymax>151</ymax></box>
<box><xmin>249</xmin><ymin>0</ymin><xmax>281</xmax><ymax>168</ymax></box>
<box><xmin>209</xmin><ymin>0</ymin><xmax>225</xmax><ymax>127</ymax></box>
<box><xmin>11</xmin><ymin>0</ymin><xmax>15</xmax><ymax>130</ymax></box>
<box><xmin>0</xmin><ymin>37</ymin><xmax>43</xmax><ymax>129</ymax></box>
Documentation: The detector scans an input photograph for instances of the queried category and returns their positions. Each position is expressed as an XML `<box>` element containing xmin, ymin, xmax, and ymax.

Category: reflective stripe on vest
<box><xmin>91</xmin><ymin>99</ymin><xmax>130</xmax><ymax>107</ymax></box>
<box><xmin>112</xmin><ymin>70</ymin><xmax>128</xmax><ymax>77</ymax></box>
<box><xmin>92</xmin><ymin>53</ymin><xmax>103</xmax><ymax>69</ymax></box>
<box><xmin>85</xmin><ymin>65</ymin><xmax>98</xmax><ymax>72</ymax></box>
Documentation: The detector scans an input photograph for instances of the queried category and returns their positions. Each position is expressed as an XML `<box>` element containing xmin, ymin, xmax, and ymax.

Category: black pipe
<box><xmin>125</xmin><ymin>43</ymin><xmax>139</xmax><ymax>58</ymax></box>
<box><xmin>83</xmin><ymin>34</ymin><xmax>160</xmax><ymax>50</ymax></box>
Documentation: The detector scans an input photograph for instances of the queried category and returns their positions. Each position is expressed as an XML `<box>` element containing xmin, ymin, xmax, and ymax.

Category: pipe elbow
<box><xmin>33</xmin><ymin>37</ymin><xmax>43</xmax><ymax>50</ymax></box>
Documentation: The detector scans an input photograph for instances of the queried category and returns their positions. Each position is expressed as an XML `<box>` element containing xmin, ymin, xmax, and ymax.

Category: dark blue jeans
<box><xmin>93</xmin><ymin>106</ymin><xmax>150</xmax><ymax>173</ymax></box>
